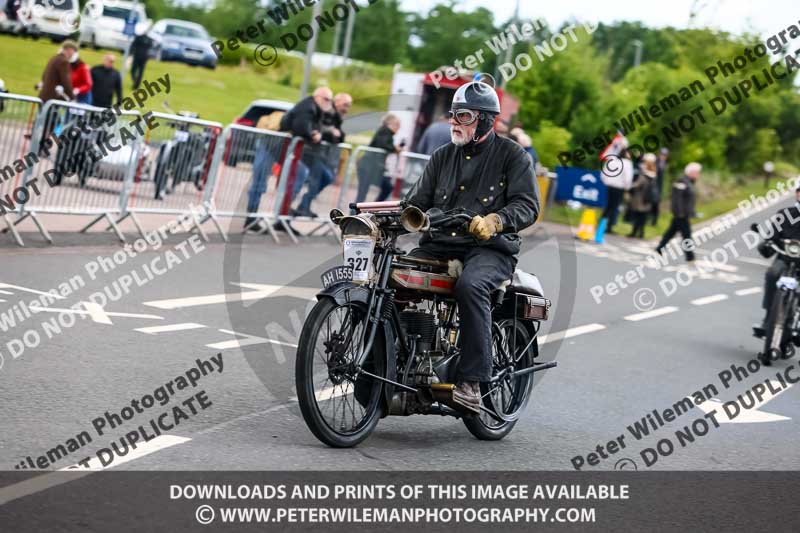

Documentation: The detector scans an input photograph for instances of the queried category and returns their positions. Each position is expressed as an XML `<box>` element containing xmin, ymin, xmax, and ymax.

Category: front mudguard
<box><xmin>316</xmin><ymin>282</ymin><xmax>396</xmax><ymax>415</ymax></box>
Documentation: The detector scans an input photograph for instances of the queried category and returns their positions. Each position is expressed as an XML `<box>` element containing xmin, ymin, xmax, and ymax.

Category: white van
<box><xmin>4</xmin><ymin>0</ymin><xmax>80</xmax><ymax>41</ymax></box>
<box><xmin>79</xmin><ymin>0</ymin><xmax>150</xmax><ymax>51</ymax></box>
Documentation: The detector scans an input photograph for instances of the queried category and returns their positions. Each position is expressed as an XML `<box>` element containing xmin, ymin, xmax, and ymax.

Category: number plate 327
<box><xmin>343</xmin><ymin>237</ymin><xmax>375</xmax><ymax>283</ymax></box>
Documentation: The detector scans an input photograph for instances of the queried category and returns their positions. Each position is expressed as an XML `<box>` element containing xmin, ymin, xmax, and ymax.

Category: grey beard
<box><xmin>451</xmin><ymin>131</ymin><xmax>468</xmax><ymax>146</ymax></box>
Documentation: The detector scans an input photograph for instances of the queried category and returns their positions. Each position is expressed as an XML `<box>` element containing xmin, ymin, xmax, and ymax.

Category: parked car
<box><xmin>226</xmin><ymin>99</ymin><xmax>293</xmax><ymax>165</ymax></box>
<box><xmin>79</xmin><ymin>0</ymin><xmax>150</xmax><ymax>51</ymax></box>
<box><xmin>148</xmin><ymin>19</ymin><xmax>217</xmax><ymax>69</ymax></box>
<box><xmin>3</xmin><ymin>0</ymin><xmax>80</xmax><ymax>41</ymax></box>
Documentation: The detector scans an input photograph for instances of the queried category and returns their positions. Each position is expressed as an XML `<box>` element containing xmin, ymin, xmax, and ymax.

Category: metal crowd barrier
<box><xmin>338</xmin><ymin>146</ymin><xmax>430</xmax><ymax>213</ymax></box>
<box><xmin>0</xmin><ymin>93</ymin><xmax>41</xmax><ymax>246</ymax></box>
<box><xmin>0</xmin><ymin>90</ymin><xmax>442</xmax><ymax>248</ymax></box>
<box><xmin>271</xmin><ymin>138</ymin><xmax>352</xmax><ymax>244</ymax></box>
<box><xmin>200</xmin><ymin>124</ymin><xmax>292</xmax><ymax>241</ymax></box>
<box><xmin>122</xmin><ymin>111</ymin><xmax>224</xmax><ymax>241</ymax></box>
<box><xmin>17</xmin><ymin>99</ymin><xmax>143</xmax><ymax>243</ymax></box>
<box><xmin>390</xmin><ymin>151</ymin><xmax>430</xmax><ymax>199</ymax></box>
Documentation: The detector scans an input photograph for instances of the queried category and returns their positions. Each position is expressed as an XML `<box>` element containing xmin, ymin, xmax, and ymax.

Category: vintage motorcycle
<box><xmin>295</xmin><ymin>201</ymin><xmax>555</xmax><ymax>448</ymax></box>
<box><xmin>753</xmin><ymin>223</ymin><xmax>800</xmax><ymax>365</ymax></box>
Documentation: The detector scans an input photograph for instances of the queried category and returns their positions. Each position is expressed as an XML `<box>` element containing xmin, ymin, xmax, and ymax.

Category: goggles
<box><xmin>448</xmin><ymin>108</ymin><xmax>480</xmax><ymax>125</ymax></box>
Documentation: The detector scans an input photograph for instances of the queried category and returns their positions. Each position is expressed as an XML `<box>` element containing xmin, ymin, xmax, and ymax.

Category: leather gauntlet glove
<box><xmin>469</xmin><ymin>213</ymin><xmax>503</xmax><ymax>240</ymax></box>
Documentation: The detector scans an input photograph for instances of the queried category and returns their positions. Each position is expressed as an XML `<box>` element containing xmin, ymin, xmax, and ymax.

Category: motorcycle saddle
<box><xmin>507</xmin><ymin>269</ymin><xmax>544</xmax><ymax>297</ymax></box>
<box><xmin>448</xmin><ymin>260</ymin><xmax>543</xmax><ymax>297</ymax></box>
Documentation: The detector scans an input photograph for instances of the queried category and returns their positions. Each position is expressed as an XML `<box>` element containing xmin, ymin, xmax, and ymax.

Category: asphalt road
<box><xmin>1</xmin><ymin>198</ymin><xmax>799</xmax><ymax>482</ymax></box>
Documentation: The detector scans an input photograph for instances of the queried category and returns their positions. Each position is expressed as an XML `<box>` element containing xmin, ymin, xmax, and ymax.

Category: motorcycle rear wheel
<box><xmin>295</xmin><ymin>298</ymin><xmax>384</xmax><ymax>448</ymax></box>
<box><xmin>463</xmin><ymin>319</ymin><xmax>535</xmax><ymax>441</ymax></box>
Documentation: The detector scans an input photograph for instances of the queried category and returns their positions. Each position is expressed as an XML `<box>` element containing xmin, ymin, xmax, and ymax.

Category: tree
<box><xmin>349</xmin><ymin>0</ymin><xmax>409</xmax><ymax>65</ymax></box>
<box><xmin>407</xmin><ymin>2</ymin><xmax>498</xmax><ymax>72</ymax></box>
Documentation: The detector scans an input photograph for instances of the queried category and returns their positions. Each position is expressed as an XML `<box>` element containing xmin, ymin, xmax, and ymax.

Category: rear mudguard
<box><xmin>316</xmin><ymin>282</ymin><xmax>396</xmax><ymax>415</ymax></box>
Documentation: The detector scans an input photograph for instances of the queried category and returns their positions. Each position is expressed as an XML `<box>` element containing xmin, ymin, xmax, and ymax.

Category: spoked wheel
<box><xmin>463</xmin><ymin>319</ymin><xmax>535</xmax><ymax>441</ymax></box>
<box><xmin>295</xmin><ymin>298</ymin><xmax>384</xmax><ymax>448</ymax></box>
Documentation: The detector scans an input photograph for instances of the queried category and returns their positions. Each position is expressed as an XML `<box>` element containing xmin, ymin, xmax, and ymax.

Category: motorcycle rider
<box><xmin>404</xmin><ymin>81</ymin><xmax>540</xmax><ymax>414</ymax></box>
<box><xmin>756</xmin><ymin>186</ymin><xmax>800</xmax><ymax>335</ymax></box>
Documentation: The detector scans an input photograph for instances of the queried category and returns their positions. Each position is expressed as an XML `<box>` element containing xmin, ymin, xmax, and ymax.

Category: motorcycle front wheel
<box><xmin>762</xmin><ymin>291</ymin><xmax>792</xmax><ymax>366</ymax></box>
<box><xmin>295</xmin><ymin>298</ymin><xmax>384</xmax><ymax>448</ymax></box>
<box><xmin>463</xmin><ymin>319</ymin><xmax>536</xmax><ymax>441</ymax></box>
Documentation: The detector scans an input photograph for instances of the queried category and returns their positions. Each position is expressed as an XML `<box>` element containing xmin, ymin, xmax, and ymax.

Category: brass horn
<box><xmin>400</xmin><ymin>205</ymin><xmax>430</xmax><ymax>233</ymax></box>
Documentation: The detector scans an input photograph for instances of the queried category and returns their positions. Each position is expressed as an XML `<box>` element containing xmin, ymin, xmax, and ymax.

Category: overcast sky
<box><xmin>400</xmin><ymin>0</ymin><xmax>797</xmax><ymax>38</ymax></box>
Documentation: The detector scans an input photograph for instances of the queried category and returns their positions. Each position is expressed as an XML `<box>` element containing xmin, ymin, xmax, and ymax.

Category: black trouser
<box><xmin>650</xmin><ymin>200</ymin><xmax>660</xmax><ymax>225</ymax></box>
<box><xmin>131</xmin><ymin>58</ymin><xmax>147</xmax><ymax>89</ymax></box>
<box><xmin>408</xmin><ymin>244</ymin><xmax>515</xmax><ymax>382</ymax></box>
<box><xmin>629</xmin><ymin>211</ymin><xmax>647</xmax><ymax>238</ymax></box>
<box><xmin>763</xmin><ymin>258</ymin><xmax>788</xmax><ymax>311</ymax></box>
<box><xmin>601</xmin><ymin>188</ymin><xmax>624</xmax><ymax>230</ymax></box>
<box><xmin>656</xmin><ymin>216</ymin><xmax>695</xmax><ymax>261</ymax></box>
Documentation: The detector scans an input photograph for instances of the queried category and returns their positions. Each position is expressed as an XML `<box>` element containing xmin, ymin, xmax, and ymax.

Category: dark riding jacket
<box><xmin>405</xmin><ymin>132</ymin><xmax>540</xmax><ymax>256</ymax></box>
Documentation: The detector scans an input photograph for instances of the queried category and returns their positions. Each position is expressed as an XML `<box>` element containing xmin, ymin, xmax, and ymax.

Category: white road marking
<box><xmin>735</xmin><ymin>287</ymin><xmax>762</xmax><ymax>296</ymax></box>
<box><xmin>695</xmin><ymin>380</ymin><xmax>793</xmax><ymax>423</ymax></box>
<box><xmin>0</xmin><ymin>283</ymin><xmax>65</xmax><ymax>299</ymax></box>
<box><xmin>539</xmin><ymin>323</ymin><xmax>606</xmax><ymax>344</ymax></box>
<box><xmin>0</xmin><ymin>299</ymin><xmax>5</xmax><ymax>303</ymax></box>
<box><xmin>624</xmin><ymin>306</ymin><xmax>679</xmax><ymax>322</ymax></box>
<box><xmin>738</xmin><ymin>257</ymin><xmax>772</xmax><ymax>267</ymax></box>
<box><xmin>0</xmin><ymin>289</ymin><xmax>13</xmax><ymax>295</ymax></box>
<box><xmin>206</xmin><ymin>329</ymin><xmax>298</xmax><ymax>350</ymax></box>
<box><xmin>29</xmin><ymin>305</ymin><xmax>163</xmax><ymax>323</ymax></box>
<box><xmin>0</xmin><ymin>435</ymin><xmax>190</xmax><ymax>506</ymax></box>
<box><xmin>623</xmin><ymin>245</ymin><xmax>655</xmax><ymax>255</ymax></box>
<box><xmin>143</xmin><ymin>283</ymin><xmax>317</xmax><ymax>310</ymax></box>
<box><xmin>691</xmin><ymin>294</ymin><xmax>729</xmax><ymax>306</ymax></box>
<box><xmin>135</xmin><ymin>323</ymin><xmax>207</xmax><ymax>334</ymax></box>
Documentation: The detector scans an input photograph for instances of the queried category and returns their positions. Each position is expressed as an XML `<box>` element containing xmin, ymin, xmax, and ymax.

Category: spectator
<box><xmin>37</xmin><ymin>41</ymin><xmax>76</xmax><ymax>103</ymax></box>
<box><xmin>598</xmin><ymin>149</ymin><xmax>634</xmax><ymax>236</ymax></box>
<box><xmin>651</xmin><ymin>147</ymin><xmax>669</xmax><ymax>225</ymax></box>
<box><xmin>279</xmin><ymin>87</ymin><xmax>332</xmax><ymax>202</ymax></box>
<box><xmin>294</xmin><ymin>92</ymin><xmax>353</xmax><ymax>218</ymax></box>
<box><xmin>130</xmin><ymin>26</ymin><xmax>154</xmax><ymax>90</ymax></box>
<box><xmin>355</xmin><ymin>114</ymin><xmax>402</xmax><ymax>205</ymax></box>
<box><xmin>510</xmin><ymin>126</ymin><xmax>539</xmax><ymax>167</ymax></box>
<box><xmin>656</xmin><ymin>162</ymin><xmax>701</xmax><ymax>262</ymax></box>
<box><xmin>243</xmin><ymin>109</ymin><xmax>287</xmax><ymax>232</ymax></box>
<box><xmin>627</xmin><ymin>153</ymin><xmax>657</xmax><ymax>238</ymax></box>
<box><xmin>252</xmin><ymin>87</ymin><xmax>332</xmax><ymax>232</ymax></box>
<box><xmin>91</xmin><ymin>54</ymin><xmax>122</xmax><ymax>108</ymax></box>
<box><xmin>70</xmin><ymin>52</ymin><xmax>93</xmax><ymax>105</ymax></box>
<box><xmin>415</xmin><ymin>113</ymin><xmax>451</xmax><ymax>155</ymax></box>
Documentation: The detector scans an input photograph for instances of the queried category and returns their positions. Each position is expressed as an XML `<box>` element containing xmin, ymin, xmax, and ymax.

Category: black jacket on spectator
<box><xmin>90</xmin><ymin>65</ymin><xmax>122</xmax><ymax>108</ymax></box>
<box><xmin>320</xmin><ymin>109</ymin><xmax>344</xmax><ymax>143</ymax></box>
<box><xmin>369</xmin><ymin>125</ymin><xmax>396</xmax><ymax>152</ymax></box>
<box><xmin>131</xmin><ymin>34</ymin><xmax>153</xmax><ymax>62</ymax></box>
<box><xmin>405</xmin><ymin>132</ymin><xmax>539</xmax><ymax>256</ymax></box>
<box><xmin>279</xmin><ymin>96</ymin><xmax>322</xmax><ymax>141</ymax></box>
<box><xmin>670</xmin><ymin>175</ymin><xmax>696</xmax><ymax>218</ymax></box>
